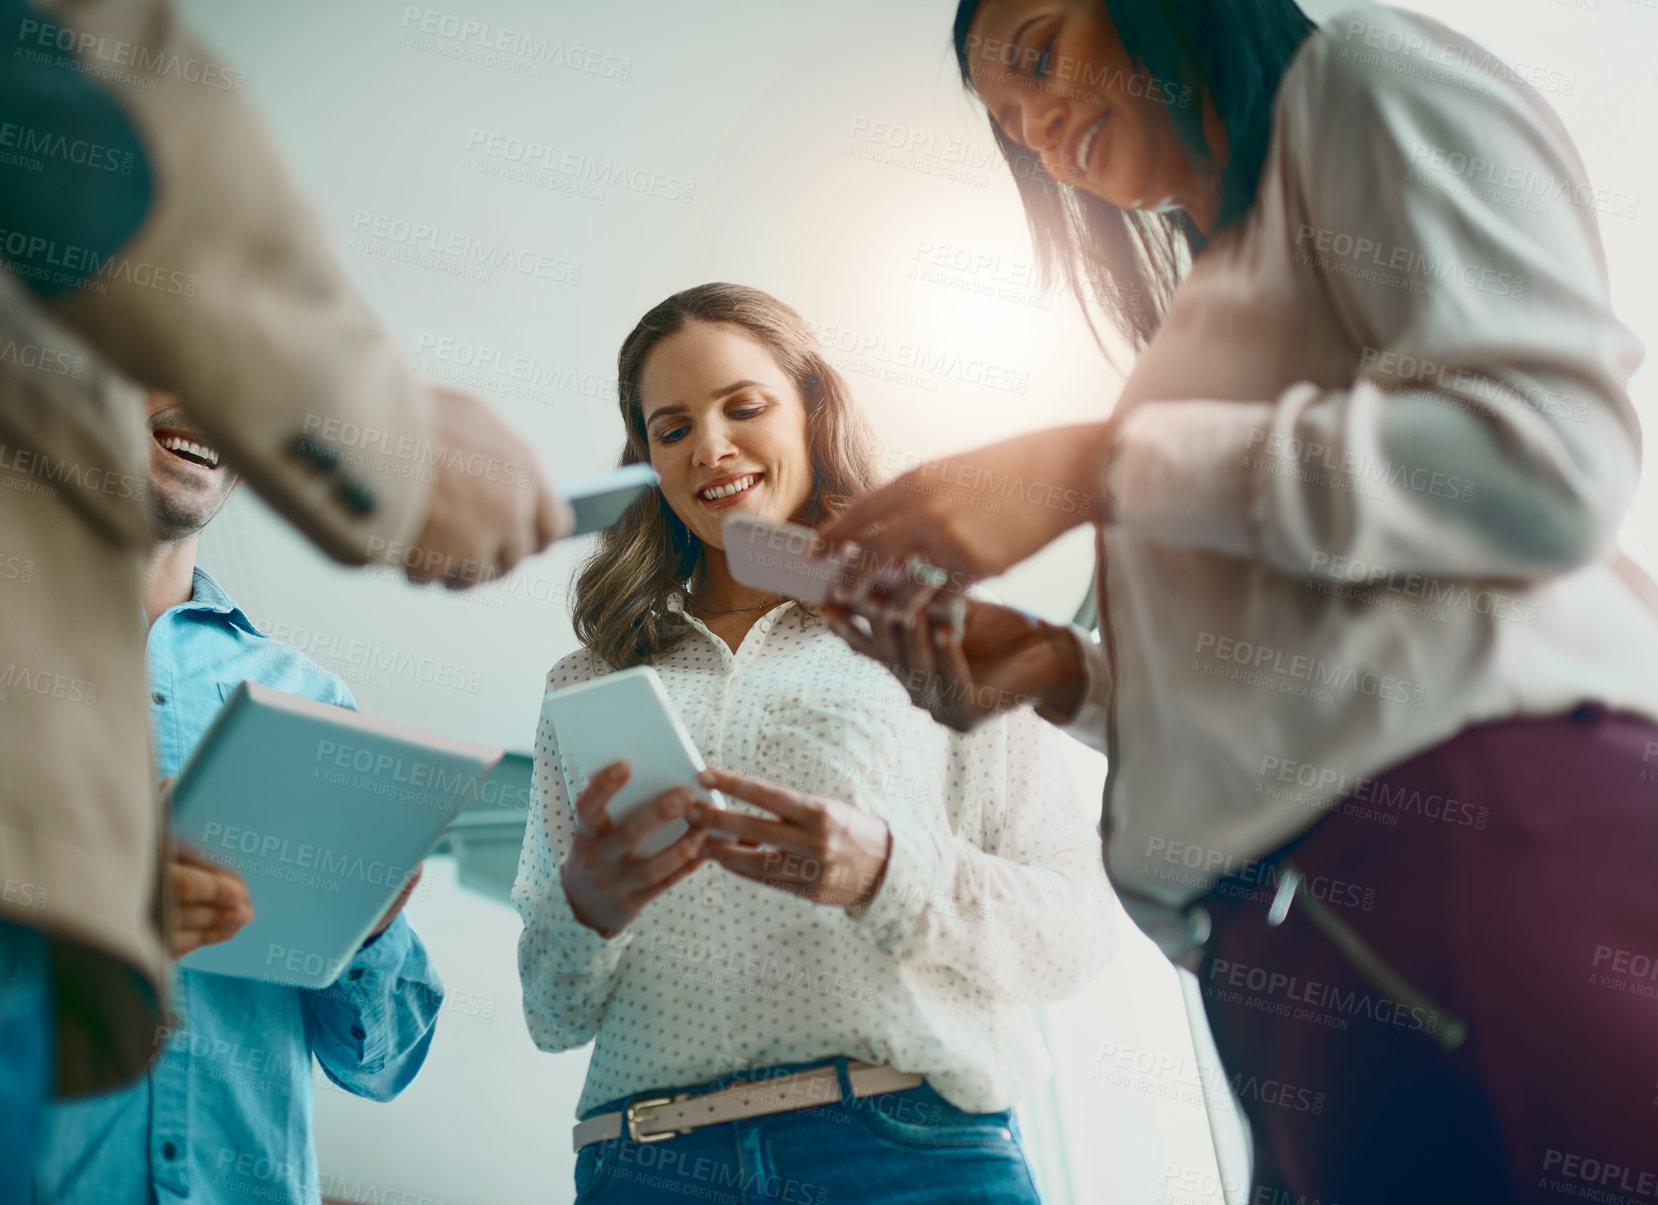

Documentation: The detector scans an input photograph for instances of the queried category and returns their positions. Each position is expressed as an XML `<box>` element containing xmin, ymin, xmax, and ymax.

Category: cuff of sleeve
<box><xmin>1110</xmin><ymin>400</ymin><xmax>1275</xmax><ymax>556</ymax></box>
<box><xmin>351</xmin><ymin>913</ymin><xmax>414</xmax><ymax>973</ymax></box>
<box><xmin>1120</xmin><ymin>893</ymin><xmax>1212</xmax><ymax>968</ymax></box>
<box><xmin>541</xmin><ymin>876</ymin><xmax>634</xmax><ymax>969</ymax></box>
<box><xmin>850</xmin><ymin>817</ymin><xmax>943</xmax><ymax>957</ymax></box>
<box><xmin>1048</xmin><ymin>626</ymin><xmax>1111</xmax><ymax>754</ymax></box>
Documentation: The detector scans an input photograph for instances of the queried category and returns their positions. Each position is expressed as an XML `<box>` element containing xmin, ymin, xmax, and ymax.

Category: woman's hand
<box><xmin>817</xmin><ymin>421</ymin><xmax>1116</xmax><ymax>582</ymax></box>
<box><xmin>169</xmin><ymin>843</ymin><xmax>254</xmax><ymax>958</ymax></box>
<box><xmin>689</xmin><ymin>769</ymin><xmax>891</xmax><ymax>911</ymax></box>
<box><xmin>560</xmin><ymin>760</ymin><xmax>708</xmax><ymax>938</ymax></box>
<box><xmin>824</xmin><ymin>594</ymin><xmax>1087</xmax><ymax>732</ymax></box>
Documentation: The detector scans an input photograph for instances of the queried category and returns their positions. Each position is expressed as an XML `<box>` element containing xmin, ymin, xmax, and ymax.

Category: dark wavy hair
<box><xmin>571</xmin><ymin>283</ymin><xmax>879</xmax><ymax>669</ymax></box>
<box><xmin>953</xmin><ymin>0</ymin><xmax>1315</xmax><ymax>353</ymax></box>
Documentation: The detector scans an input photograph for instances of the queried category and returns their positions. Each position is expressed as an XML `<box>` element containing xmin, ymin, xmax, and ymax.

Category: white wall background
<box><xmin>172</xmin><ymin>2</ymin><xmax>1657</xmax><ymax>1203</ymax></box>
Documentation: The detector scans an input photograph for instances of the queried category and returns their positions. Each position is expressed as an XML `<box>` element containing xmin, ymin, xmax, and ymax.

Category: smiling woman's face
<box><xmin>966</xmin><ymin>0</ymin><xmax>1213</xmax><ymax>227</ymax></box>
<box><xmin>636</xmin><ymin>321</ymin><xmax>815</xmax><ymax>552</ymax></box>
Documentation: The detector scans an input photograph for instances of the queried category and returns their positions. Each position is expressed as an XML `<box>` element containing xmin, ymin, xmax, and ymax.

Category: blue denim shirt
<box><xmin>35</xmin><ymin>568</ymin><xmax>444</xmax><ymax>1205</ymax></box>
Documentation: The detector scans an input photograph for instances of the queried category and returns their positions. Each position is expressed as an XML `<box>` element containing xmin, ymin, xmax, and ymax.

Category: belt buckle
<box><xmin>626</xmin><ymin>1096</ymin><xmax>678</xmax><ymax>1143</ymax></box>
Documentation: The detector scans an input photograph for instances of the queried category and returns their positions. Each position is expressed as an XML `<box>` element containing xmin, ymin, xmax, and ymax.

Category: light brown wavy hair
<box><xmin>571</xmin><ymin>283</ymin><xmax>879</xmax><ymax>669</ymax></box>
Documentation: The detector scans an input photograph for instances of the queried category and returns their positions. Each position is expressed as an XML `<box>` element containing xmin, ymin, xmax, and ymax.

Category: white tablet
<box><xmin>542</xmin><ymin>666</ymin><xmax>725</xmax><ymax>857</ymax></box>
<box><xmin>169</xmin><ymin>682</ymin><xmax>502</xmax><ymax>987</ymax></box>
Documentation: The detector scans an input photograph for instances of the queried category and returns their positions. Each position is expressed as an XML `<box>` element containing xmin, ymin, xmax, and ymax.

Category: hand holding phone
<box><xmin>562</xmin><ymin>463</ymin><xmax>660</xmax><ymax>537</ymax></box>
<box><xmin>723</xmin><ymin>514</ymin><xmax>901</xmax><ymax>604</ymax></box>
<box><xmin>560</xmin><ymin>760</ymin><xmax>709</xmax><ymax>938</ymax></box>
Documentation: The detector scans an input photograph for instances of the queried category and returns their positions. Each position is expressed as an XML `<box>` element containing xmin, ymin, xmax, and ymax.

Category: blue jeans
<box><xmin>574</xmin><ymin>1059</ymin><xmax>1042</xmax><ymax>1204</ymax></box>
<box><xmin>0</xmin><ymin>919</ymin><xmax>52</xmax><ymax>1204</ymax></box>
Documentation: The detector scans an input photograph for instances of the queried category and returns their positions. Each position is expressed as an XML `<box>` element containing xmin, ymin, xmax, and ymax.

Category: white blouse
<box><xmin>1057</xmin><ymin>6</ymin><xmax>1658</xmax><ymax>950</ymax></box>
<box><xmin>512</xmin><ymin>597</ymin><xmax>1116</xmax><ymax>1117</ymax></box>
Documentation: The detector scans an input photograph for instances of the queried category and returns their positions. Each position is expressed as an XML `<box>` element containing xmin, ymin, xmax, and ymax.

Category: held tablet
<box><xmin>542</xmin><ymin>666</ymin><xmax>725</xmax><ymax>857</ymax></box>
<box><xmin>563</xmin><ymin>463</ymin><xmax>660</xmax><ymax>536</ymax></box>
<box><xmin>169</xmin><ymin>683</ymin><xmax>502</xmax><ymax>988</ymax></box>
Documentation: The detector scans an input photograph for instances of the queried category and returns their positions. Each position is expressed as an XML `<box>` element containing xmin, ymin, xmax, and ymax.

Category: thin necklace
<box><xmin>691</xmin><ymin>597</ymin><xmax>787</xmax><ymax>615</ymax></box>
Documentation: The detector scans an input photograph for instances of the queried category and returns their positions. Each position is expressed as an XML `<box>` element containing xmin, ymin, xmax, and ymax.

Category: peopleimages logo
<box><xmin>413</xmin><ymin>333</ymin><xmax>618</xmax><ymax>402</ymax></box>
<box><xmin>0</xmin><ymin>120</ymin><xmax>134</xmax><ymax>172</ymax></box>
<box><xmin>0</xmin><ymin>227</ymin><xmax>197</xmax><ymax>296</ymax></box>
<box><xmin>960</xmin><ymin>34</ymin><xmax>1193</xmax><ymax>109</ymax></box>
<box><xmin>198</xmin><ymin>820</ymin><xmax>420</xmax><ymax>893</ymax></box>
<box><xmin>1207</xmin><ymin>956</ymin><xmax>1441</xmax><ymax>1033</ymax></box>
<box><xmin>0</xmin><ymin>336</ymin><xmax>83</xmax><ymax>378</ymax></box>
<box><xmin>1293</xmin><ymin>222</ymin><xmax>1525</xmax><ymax>298</ymax></box>
<box><xmin>1245</xmin><ymin>429</ymin><xmax>1476</xmax><ymax>504</ymax></box>
<box><xmin>0</xmin><ymin>662</ymin><xmax>98</xmax><ymax>705</ymax></box>
<box><xmin>463</xmin><ymin>129</ymin><xmax>696</xmax><ymax>204</ymax></box>
<box><xmin>399</xmin><ymin>7</ymin><xmax>632</xmax><ymax>80</ymax></box>
<box><xmin>1336</xmin><ymin>17</ymin><xmax>1577</xmax><ymax>97</ymax></box>
<box><xmin>1540</xmin><ymin>1148</ymin><xmax>1657</xmax><ymax>1200</ymax></box>
<box><xmin>347</xmin><ymin>211</ymin><xmax>581</xmax><ymax>284</ymax></box>
<box><xmin>1256</xmin><ymin>753</ymin><xmax>1490</xmax><ymax>829</ymax></box>
<box><xmin>1407</xmin><ymin>143</ymin><xmax>1639</xmax><ymax>220</ymax></box>
<box><xmin>257</xmin><ymin>619</ymin><xmax>485</xmax><ymax>696</ymax></box>
<box><xmin>1141</xmin><ymin>836</ymin><xmax>1376</xmax><ymax>912</ymax></box>
<box><xmin>1306</xmin><ymin>551</ymin><xmax>1539</xmax><ymax>626</ymax></box>
<box><xmin>15</xmin><ymin>16</ymin><xmax>248</xmax><ymax>91</ymax></box>
<box><xmin>300</xmin><ymin>412</ymin><xmax>531</xmax><ymax>489</ymax></box>
<box><xmin>808</xmin><ymin>320</ymin><xmax>1030</xmax><ymax>395</ymax></box>
<box><xmin>0</xmin><ymin>442</ymin><xmax>140</xmax><ymax>500</ymax></box>
<box><xmin>1192</xmin><ymin>631</ymin><xmax>1427</xmax><ymax>709</ymax></box>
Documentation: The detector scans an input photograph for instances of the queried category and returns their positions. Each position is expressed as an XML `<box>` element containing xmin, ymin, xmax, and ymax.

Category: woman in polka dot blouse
<box><xmin>512</xmin><ymin>283</ymin><xmax>1118</xmax><ymax>1204</ymax></box>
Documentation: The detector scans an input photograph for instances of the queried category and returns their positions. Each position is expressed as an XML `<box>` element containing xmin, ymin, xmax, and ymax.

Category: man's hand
<box><xmin>169</xmin><ymin>844</ymin><xmax>254</xmax><ymax>958</ymax></box>
<box><xmin>364</xmin><ymin>864</ymin><xmax>423</xmax><ymax>944</ymax></box>
<box><xmin>398</xmin><ymin>388</ymin><xmax>572</xmax><ymax>588</ymax></box>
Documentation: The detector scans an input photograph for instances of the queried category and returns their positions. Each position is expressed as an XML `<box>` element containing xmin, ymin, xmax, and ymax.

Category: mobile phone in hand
<box><xmin>562</xmin><ymin>463</ymin><xmax>660</xmax><ymax>537</ymax></box>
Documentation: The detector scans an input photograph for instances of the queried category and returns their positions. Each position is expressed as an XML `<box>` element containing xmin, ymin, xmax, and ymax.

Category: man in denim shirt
<box><xmin>35</xmin><ymin>391</ymin><xmax>445</xmax><ymax>1204</ymax></box>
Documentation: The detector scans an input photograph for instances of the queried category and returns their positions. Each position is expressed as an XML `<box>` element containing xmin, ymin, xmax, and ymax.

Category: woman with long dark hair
<box><xmin>513</xmin><ymin>283</ymin><xmax>1115</xmax><ymax>1203</ymax></box>
<box><xmin>818</xmin><ymin>3</ymin><xmax>1658</xmax><ymax>1201</ymax></box>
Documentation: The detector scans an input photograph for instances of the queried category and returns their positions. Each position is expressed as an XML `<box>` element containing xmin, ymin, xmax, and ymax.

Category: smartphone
<box><xmin>722</xmin><ymin>514</ymin><xmax>851</xmax><ymax>604</ymax></box>
<box><xmin>542</xmin><ymin>666</ymin><xmax>725</xmax><ymax>856</ymax></box>
<box><xmin>562</xmin><ymin>463</ymin><xmax>660</xmax><ymax>537</ymax></box>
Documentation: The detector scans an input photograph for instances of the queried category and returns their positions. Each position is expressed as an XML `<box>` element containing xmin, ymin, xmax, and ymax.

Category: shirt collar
<box><xmin>667</xmin><ymin>589</ymin><xmax>811</xmax><ymax>625</ymax></box>
<box><xmin>181</xmin><ymin>566</ymin><xmax>262</xmax><ymax>636</ymax></box>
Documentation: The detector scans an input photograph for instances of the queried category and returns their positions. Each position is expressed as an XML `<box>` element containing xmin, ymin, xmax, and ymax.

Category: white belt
<box><xmin>572</xmin><ymin>1061</ymin><xmax>925</xmax><ymax>1151</ymax></box>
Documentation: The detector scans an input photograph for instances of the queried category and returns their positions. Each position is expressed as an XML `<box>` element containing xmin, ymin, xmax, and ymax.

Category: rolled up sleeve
<box><xmin>302</xmin><ymin>915</ymin><xmax>443</xmax><ymax>1102</ymax></box>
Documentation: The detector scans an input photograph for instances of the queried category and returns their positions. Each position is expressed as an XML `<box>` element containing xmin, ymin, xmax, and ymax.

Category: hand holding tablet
<box><xmin>168</xmin><ymin>683</ymin><xmax>503</xmax><ymax>987</ymax></box>
<box><xmin>544</xmin><ymin>667</ymin><xmax>729</xmax><ymax>935</ymax></box>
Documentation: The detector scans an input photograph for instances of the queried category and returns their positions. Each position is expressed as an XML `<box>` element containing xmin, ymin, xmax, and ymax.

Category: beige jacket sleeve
<box><xmin>41</xmin><ymin>0</ymin><xmax>435</xmax><ymax>563</ymax></box>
